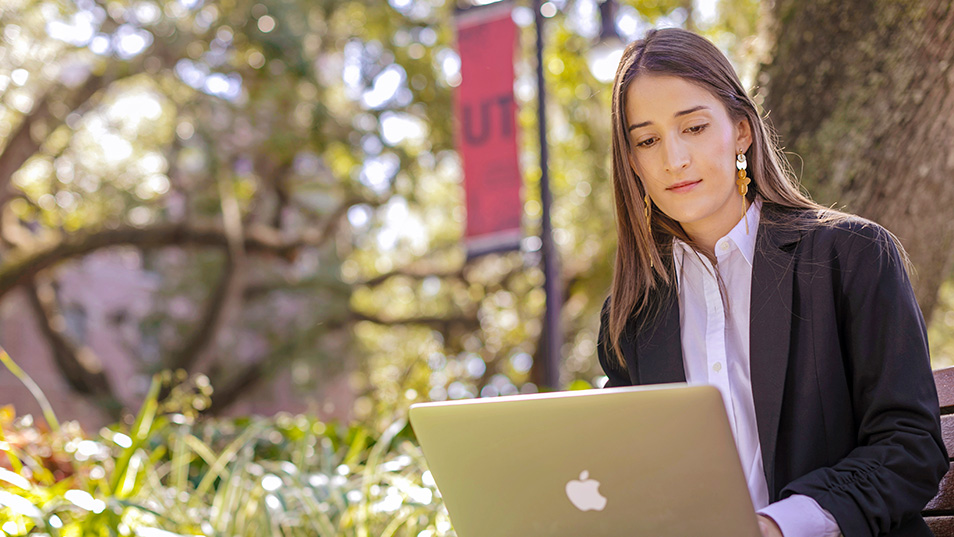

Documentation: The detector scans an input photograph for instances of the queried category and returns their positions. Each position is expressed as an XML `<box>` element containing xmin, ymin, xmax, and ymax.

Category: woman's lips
<box><xmin>667</xmin><ymin>179</ymin><xmax>702</xmax><ymax>193</ymax></box>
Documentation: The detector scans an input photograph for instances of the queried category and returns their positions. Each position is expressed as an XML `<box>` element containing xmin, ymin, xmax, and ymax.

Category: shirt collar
<box><xmin>672</xmin><ymin>197</ymin><xmax>762</xmax><ymax>268</ymax></box>
<box><xmin>727</xmin><ymin>197</ymin><xmax>761</xmax><ymax>267</ymax></box>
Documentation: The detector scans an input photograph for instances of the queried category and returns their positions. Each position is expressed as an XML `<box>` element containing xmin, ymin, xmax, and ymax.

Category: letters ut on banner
<box><xmin>455</xmin><ymin>5</ymin><xmax>522</xmax><ymax>256</ymax></box>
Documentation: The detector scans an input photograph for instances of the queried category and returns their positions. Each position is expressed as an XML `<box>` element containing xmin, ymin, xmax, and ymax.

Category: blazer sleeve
<box><xmin>597</xmin><ymin>297</ymin><xmax>632</xmax><ymax>388</ymax></box>
<box><xmin>781</xmin><ymin>223</ymin><xmax>948</xmax><ymax>537</ymax></box>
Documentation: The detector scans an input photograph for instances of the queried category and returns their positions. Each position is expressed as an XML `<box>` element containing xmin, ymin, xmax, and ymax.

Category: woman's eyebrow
<box><xmin>627</xmin><ymin>105</ymin><xmax>711</xmax><ymax>132</ymax></box>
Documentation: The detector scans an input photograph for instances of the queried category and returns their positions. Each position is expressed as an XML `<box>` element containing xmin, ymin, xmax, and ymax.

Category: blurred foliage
<box><xmin>18</xmin><ymin>0</ymin><xmax>954</xmax><ymax>430</ymax></box>
<box><xmin>930</xmin><ymin>279</ymin><xmax>954</xmax><ymax>370</ymax></box>
<box><xmin>0</xmin><ymin>356</ymin><xmax>448</xmax><ymax>537</ymax></box>
<box><xmin>2</xmin><ymin>0</ymin><xmax>953</xmax><ymax>531</ymax></box>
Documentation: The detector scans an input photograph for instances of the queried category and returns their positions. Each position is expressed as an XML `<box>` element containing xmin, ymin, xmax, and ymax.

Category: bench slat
<box><xmin>942</xmin><ymin>414</ymin><xmax>954</xmax><ymax>458</ymax></box>
<box><xmin>918</xmin><ymin>369</ymin><xmax>954</xmax><ymax>534</ymax></box>
<box><xmin>925</xmin><ymin>456</ymin><xmax>954</xmax><ymax>515</ymax></box>
<box><xmin>927</xmin><ymin>515</ymin><xmax>954</xmax><ymax>536</ymax></box>
<box><xmin>935</xmin><ymin>367</ymin><xmax>954</xmax><ymax>414</ymax></box>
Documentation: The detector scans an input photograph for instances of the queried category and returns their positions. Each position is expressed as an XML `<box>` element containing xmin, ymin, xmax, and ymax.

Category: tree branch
<box><xmin>0</xmin><ymin>221</ymin><xmax>340</xmax><ymax>302</ymax></box>
<box><xmin>203</xmin><ymin>309</ymin><xmax>480</xmax><ymax>415</ymax></box>
<box><xmin>165</xmin><ymin>252</ymin><xmax>237</xmax><ymax>372</ymax></box>
<box><xmin>23</xmin><ymin>279</ymin><xmax>122</xmax><ymax>418</ymax></box>
<box><xmin>202</xmin><ymin>316</ymin><xmax>338</xmax><ymax>415</ymax></box>
<box><xmin>350</xmin><ymin>310</ymin><xmax>479</xmax><ymax>329</ymax></box>
<box><xmin>243</xmin><ymin>274</ymin><xmax>351</xmax><ymax>301</ymax></box>
<box><xmin>355</xmin><ymin>243</ymin><xmax>528</xmax><ymax>288</ymax></box>
<box><xmin>360</xmin><ymin>266</ymin><xmax>465</xmax><ymax>287</ymax></box>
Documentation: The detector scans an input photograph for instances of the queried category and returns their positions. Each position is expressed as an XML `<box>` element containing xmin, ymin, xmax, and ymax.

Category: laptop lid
<box><xmin>409</xmin><ymin>383</ymin><xmax>760</xmax><ymax>537</ymax></box>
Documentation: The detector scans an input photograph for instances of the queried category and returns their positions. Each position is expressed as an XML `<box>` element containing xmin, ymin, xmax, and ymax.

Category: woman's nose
<box><xmin>663</xmin><ymin>140</ymin><xmax>690</xmax><ymax>172</ymax></box>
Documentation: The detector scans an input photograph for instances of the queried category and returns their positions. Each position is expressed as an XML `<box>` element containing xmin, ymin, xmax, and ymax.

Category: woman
<box><xmin>597</xmin><ymin>28</ymin><xmax>947</xmax><ymax>537</ymax></box>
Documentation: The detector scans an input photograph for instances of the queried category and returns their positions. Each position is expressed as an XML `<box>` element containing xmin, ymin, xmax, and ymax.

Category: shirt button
<box><xmin>712</xmin><ymin>362</ymin><xmax>723</xmax><ymax>372</ymax></box>
<box><xmin>720</xmin><ymin>241</ymin><xmax>730</xmax><ymax>251</ymax></box>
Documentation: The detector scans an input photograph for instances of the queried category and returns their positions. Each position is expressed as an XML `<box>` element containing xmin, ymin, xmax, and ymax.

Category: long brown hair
<box><xmin>606</xmin><ymin>28</ymin><xmax>825</xmax><ymax>366</ymax></box>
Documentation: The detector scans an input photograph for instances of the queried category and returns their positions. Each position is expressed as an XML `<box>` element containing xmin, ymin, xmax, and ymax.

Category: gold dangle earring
<box><xmin>736</xmin><ymin>150</ymin><xmax>750</xmax><ymax>234</ymax></box>
<box><xmin>644</xmin><ymin>193</ymin><xmax>651</xmax><ymax>228</ymax></box>
<box><xmin>644</xmin><ymin>193</ymin><xmax>654</xmax><ymax>269</ymax></box>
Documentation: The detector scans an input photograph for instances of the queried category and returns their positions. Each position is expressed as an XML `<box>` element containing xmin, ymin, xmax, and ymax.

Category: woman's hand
<box><xmin>757</xmin><ymin>514</ymin><xmax>783</xmax><ymax>537</ymax></box>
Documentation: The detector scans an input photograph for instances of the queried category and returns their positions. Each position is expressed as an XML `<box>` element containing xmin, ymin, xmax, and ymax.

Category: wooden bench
<box><xmin>925</xmin><ymin>366</ymin><xmax>954</xmax><ymax>535</ymax></box>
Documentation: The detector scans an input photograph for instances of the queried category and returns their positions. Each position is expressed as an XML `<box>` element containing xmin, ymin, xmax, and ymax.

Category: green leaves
<box><xmin>0</xmin><ymin>369</ymin><xmax>449</xmax><ymax>536</ymax></box>
<box><xmin>0</xmin><ymin>349</ymin><xmax>59</xmax><ymax>434</ymax></box>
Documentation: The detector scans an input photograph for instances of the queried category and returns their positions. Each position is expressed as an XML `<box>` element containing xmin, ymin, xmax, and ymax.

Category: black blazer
<box><xmin>597</xmin><ymin>205</ymin><xmax>948</xmax><ymax>537</ymax></box>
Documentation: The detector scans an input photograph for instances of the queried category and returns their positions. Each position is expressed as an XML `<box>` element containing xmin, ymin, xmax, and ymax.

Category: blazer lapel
<box><xmin>635</xmin><ymin>289</ymin><xmax>687</xmax><ymax>384</ymax></box>
<box><xmin>749</xmin><ymin>216</ymin><xmax>801</xmax><ymax>498</ymax></box>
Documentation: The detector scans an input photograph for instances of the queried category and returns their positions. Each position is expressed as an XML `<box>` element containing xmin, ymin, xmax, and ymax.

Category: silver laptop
<box><xmin>409</xmin><ymin>383</ymin><xmax>760</xmax><ymax>537</ymax></box>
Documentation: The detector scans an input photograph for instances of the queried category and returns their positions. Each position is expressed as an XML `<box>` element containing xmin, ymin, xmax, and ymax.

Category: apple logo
<box><xmin>565</xmin><ymin>470</ymin><xmax>607</xmax><ymax>511</ymax></box>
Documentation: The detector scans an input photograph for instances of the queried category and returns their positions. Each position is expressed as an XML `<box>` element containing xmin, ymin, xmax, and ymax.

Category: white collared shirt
<box><xmin>673</xmin><ymin>200</ymin><xmax>840</xmax><ymax>537</ymax></box>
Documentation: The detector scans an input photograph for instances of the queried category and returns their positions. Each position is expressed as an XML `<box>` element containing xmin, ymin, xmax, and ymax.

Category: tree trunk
<box><xmin>762</xmin><ymin>0</ymin><xmax>954</xmax><ymax>321</ymax></box>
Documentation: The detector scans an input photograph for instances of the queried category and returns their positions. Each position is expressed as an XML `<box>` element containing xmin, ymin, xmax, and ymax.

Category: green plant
<box><xmin>0</xmin><ymin>349</ymin><xmax>453</xmax><ymax>536</ymax></box>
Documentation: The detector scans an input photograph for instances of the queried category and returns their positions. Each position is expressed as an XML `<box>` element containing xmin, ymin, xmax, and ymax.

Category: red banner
<box><xmin>455</xmin><ymin>4</ymin><xmax>522</xmax><ymax>256</ymax></box>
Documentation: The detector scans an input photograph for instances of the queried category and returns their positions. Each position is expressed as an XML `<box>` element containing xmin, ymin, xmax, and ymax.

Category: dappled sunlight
<box><xmin>1</xmin><ymin>0</ymin><xmax>762</xmax><ymax>429</ymax></box>
<box><xmin>2</xmin><ymin>0</ymin><xmax>946</xmax><ymax>533</ymax></box>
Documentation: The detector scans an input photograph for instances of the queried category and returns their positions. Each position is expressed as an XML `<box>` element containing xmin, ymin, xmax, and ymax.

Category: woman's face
<box><xmin>624</xmin><ymin>74</ymin><xmax>751</xmax><ymax>244</ymax></box>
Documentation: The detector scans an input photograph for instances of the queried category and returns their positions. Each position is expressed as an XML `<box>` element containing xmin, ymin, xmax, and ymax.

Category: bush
<box><xmin>0</xmin><ymin>353</ymin><xmax>453</xmax><ymax>537</ymax></box>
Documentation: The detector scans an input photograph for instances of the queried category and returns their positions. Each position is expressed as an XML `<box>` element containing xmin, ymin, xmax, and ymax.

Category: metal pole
<box><xmin>534</xmin><ymin>0</ymin><xmax>562</xmax><ymax>390</ymax></box>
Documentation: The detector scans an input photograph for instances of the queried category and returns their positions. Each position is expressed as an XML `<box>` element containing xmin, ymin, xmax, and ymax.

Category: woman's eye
<box><xmin>635</xmin><ymin>137</ymin><xmax>657</xmax><ymax>148</ymax></box>
<box><xmin>686</xmin><ymin>123</ymin><xmax>709</xmax><ymax>134</ymax></box>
